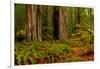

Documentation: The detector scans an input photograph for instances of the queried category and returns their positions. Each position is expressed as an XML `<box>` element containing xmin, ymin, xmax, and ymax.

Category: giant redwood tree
<box><xmin>26</xmin><ymin>5</ymin><xmax>32</xmax><ymax>41</ymax></box>
<box><xmin>26</xmin><ymin>5</ymin><xmax>42</xmax><ymax>41</ymax></box>
<box><xmin>58</xmin><ymin>7</ymin><xmax>67</xmax><ymax>41</ymax></box>
<box><xmin>53</xmin><ymin>6</ymin><xmax>67</xmax><ymax>41</ymax></box>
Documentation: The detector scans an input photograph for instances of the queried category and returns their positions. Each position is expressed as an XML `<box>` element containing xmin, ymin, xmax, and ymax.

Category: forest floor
<box><xmin>15</xmin><ymin>41</ymin><xmax>94</xmax><ymax>65</ymax></box>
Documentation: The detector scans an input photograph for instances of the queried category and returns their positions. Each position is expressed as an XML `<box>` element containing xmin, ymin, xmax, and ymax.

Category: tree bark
<box><xmin>37</xmin><ymin>6</ymin><xmax>42</xmax><ymax>41</ymax></box>
<box><xmin>58</xmin><ymin>7</ymin><xmax>67</xmax><ymax>41</ymax></box>
<box><xmin>31</xmin><ymin>5</ymin><xmax>37</xmax><ymax>40</ymax></box>
<box><xmin>26</xmin><ymin>5</ymin><xmax>42</xmax><ymax>41</ymax></box>
<box><xmin>53</xmin><ymin>7</ymin><xmax>67</xmax><ymax>41</ymax></box>
<box><xmin>53</xmin><ymin>7</ymin><xmax>59</xmax><ymax>40</ymax></box>
<box><xmin>26</xmin><ymin>5</ymin><xmax>32</xmax><ymax>41</ymax></box>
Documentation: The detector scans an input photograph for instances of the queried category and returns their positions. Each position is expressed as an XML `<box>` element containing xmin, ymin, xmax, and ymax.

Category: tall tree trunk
<box><xmin>59</xmin><ymin>7</ymin><xmax>67</xmax><ymax>41</ymax></box>
<box><xmin>37</xmin><ymin>6</ymin><xmax>42</xmax><ymax>41</ymax></box>
<box><xmin>31</xmin><ymin>5</ymin><xmax>37</xmax><ymax>40</ymax></box>
<box><xmin>53</xmin><ymin>7</ymin><xmax>67</xmax><ymax>41</ymax></box>
<box><xmin>26</xmin><ymin>5</ymin><xmax>42</xmax><ymax>41</ymax></box>
<box><xmin>26</xmin><ymin>5</ymin><xmax>32</xmax><ymax>41</ymax></box>
<box><xmin>53</xmin><ymin>7</ymin><xmax>59</xmax><ymax>40</ymax></box>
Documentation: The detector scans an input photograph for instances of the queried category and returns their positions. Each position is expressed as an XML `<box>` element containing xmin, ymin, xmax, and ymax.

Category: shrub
<box><xmin>15</xmin><ymin>30</ymin><xmax>25</xmax><ymax>42</ymax></box>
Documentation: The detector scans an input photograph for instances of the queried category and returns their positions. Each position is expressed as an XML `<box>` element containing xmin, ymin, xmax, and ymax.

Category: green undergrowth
<box><xmin>15</xmin><ymin>41</ymin><xmax>71</xmax><ymax>65</ymax></box>
<box><xmin>15</xmin><ymin>41</ymin><xmax>94</xmax><ymax>65</ymax></box>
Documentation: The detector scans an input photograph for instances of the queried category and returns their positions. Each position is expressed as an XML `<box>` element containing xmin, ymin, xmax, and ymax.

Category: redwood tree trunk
<box><xmin>31</xmin><ymin>5</ymin><xmax>37</xmax><ymax>40</ymax></box>
<box><xmin>26</xmin><ymin>5</ymin><xmax>41</xmax><ymax>41</ymax></box>
<box><xmin>37</xmin><ymin>6</ymin><xmax>42</xmax><ymax>41</ymax></box>
<box><xmin>53</xmin><ymin>7</ymin><xmax>59</xmax><ymax>40</ymax></box>
<box><xmin>58</xmin><ymin>7</ymin><xmax>67</xmax><ymax>41</ymax></box>
<box><xmin>53</xmin><ymin>7</ymin><xmax>67</xmax><ymax>41</ymax></box>
<box><xmin>26</xmin><ymin>5</ymin><xmax>32</xmax><ymax>41</ymax></box>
